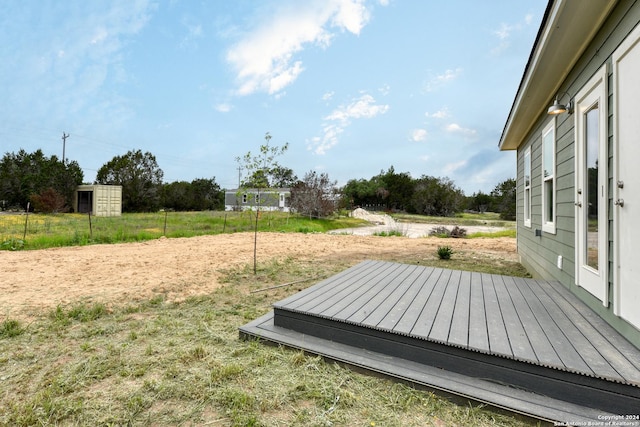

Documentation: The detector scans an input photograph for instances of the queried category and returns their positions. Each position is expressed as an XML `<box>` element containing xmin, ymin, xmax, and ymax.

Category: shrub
<box><xmin>30</xmin><ymin>187</ymin><xmax>68</xmax><ymax>213</ymax></box>
<box><xmin>437</xmin><ymin>246</ymin><xmax>454</xmax><ymax>260</ymax></box>
<box><xmin>450</xmin><ymin>226</ymin><xmax>467</xmax><ymax>238</ymax></box>
<box><xmin>429</xmin><ymin>226</ymin><xmax>450</xmax><ymax>237</ymax></box>
<box><xmin>1</xmin><ymin>238</ymin><xmax>24</xmax><ymax>251</ymax></box>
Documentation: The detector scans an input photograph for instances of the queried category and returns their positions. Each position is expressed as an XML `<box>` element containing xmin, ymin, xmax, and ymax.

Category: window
<box><xmin>255</xmin><ymin>194</ymin><xmax>260</xmax><ymax>204</ymax></box>
<box><xmin>541</xmin><ymin>119</ymin><xmax>556</xmax><ymax>234</ymax></box>
<box><xmin>523</xmin><ymin>146</ymin><xmax>532</xmax><ymax>227</ymax></box>
<box><xmin>242</xmin><ymin>194</ymin><xmax>247</xmax><ymax>204</ymax></box>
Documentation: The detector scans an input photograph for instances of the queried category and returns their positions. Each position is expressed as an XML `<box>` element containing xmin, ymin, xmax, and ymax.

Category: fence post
<box><xmin>163</xmin><ymin>210</ymin><xmax>168</xmax><ymax>236</ymax></box>
<box><xmin>88</xmin><ymin>211</ymin><xmax>93</xmax><ymax>240</ymax></box>
<box><xmin>23</xmin><ymin>202</ymin><xmax>30</xmax><ymax>241</ymax></box>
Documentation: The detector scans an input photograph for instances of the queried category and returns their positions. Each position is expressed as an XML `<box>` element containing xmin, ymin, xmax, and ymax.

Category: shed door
<box><xmin>575</xmin><ymin>66</ymin><xmax>607</xmax><ymax>305</ymax></box>
<box><xmin>613</xmin><ymin>23</ymin><xmax>640</xmax><ymax>329</ymax></box>
<box><xmin>77</xmin><ymin>191</ymin><xmax>93</xmax><ymax>214</ymax></box>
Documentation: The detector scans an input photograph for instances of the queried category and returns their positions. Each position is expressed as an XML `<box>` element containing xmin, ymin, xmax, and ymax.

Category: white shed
<box><xmin>74</xmin><ymin>185</ymin><xmax>122</xmax><ymax>216</ymax></box>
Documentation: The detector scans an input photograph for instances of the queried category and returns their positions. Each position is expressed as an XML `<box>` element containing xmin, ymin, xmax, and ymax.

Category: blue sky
<box><xmin>0</xmin><ymin>0</ymin><xmax>545</xmax><ymax>194</ymax></box>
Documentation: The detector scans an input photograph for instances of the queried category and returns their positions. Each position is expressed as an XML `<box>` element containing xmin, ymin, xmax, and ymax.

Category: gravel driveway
<box><xmin>328</xmin><ymin>208</ymin><xmax>507</xmax><ymax>238</ymax></box>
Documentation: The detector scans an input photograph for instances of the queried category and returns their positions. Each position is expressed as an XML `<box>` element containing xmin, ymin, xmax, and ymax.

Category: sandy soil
<box><xmin>0</xmin><ymin>231</ymin><xmax>516</xmax><ymax>321</ymax></box>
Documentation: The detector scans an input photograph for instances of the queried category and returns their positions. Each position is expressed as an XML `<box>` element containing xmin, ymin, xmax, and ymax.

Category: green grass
<box><xmin>0</xmin><ymin>211</ymin><xmax>368</xmax><ymax>251</ymax></box>
<box><xmin>392</xmin><ymin>211</ymin><xmax>515</xmax><ymax>228</ymax></box>
<box><xmin>468</xmin><ymin>228</ymin><xmax>517</xmax><ymax>239</ymax></box>
<box><xmin>372</xmin><ymin>229</ymin><xmax>405</xmax><ymax>237</ymax></box>
<box><xmin>0</xmin><ymin>257</ymin><xmax>537</xmax><ymax>426</ymax></box>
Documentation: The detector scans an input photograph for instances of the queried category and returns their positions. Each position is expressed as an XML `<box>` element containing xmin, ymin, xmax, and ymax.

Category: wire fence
<box><xmin>0</xmin><ymin>210</ymin><xmax>300</xmax><ymax>251</ymax></box>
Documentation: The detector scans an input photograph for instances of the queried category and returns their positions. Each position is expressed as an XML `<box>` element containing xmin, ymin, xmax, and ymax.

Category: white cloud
<box><xmin>308</xmin><ymin>93</ymin><xmax>389</xmax><ymax>154</ymax></box>
<box><xmin>443</xmin><ymin>160</ymin><xmax>468</xmax><ymax>175</ymax></box>
<box><xmin>525</xmin><ymin>13</ymin><xmax>533</xmax><ymax>26</ymax></box>
<box><xmin>324</xmin><ymin>94</ymin><xmax>389</xmax><ymax>122</ymax></box>
<box><xmin>419</xmin><ymin>155</ymin><xmax>430</xmax><ymax>162</ymax></box>
<box><xmin>424</xmin><ymin>68</ymin><xmax>462</xmax><ymax>92</ymax></box>
<box><xmin>491</xmin><ymin>13</ymin><xmax>536</xmax><ymax>55</ymax></box>
<box><xmin>378</xmin><ymin>84</ymin><xmax>390</xmax><ymax>95</ymax></box>
<box><xmin>410</xmin><ymin>129</ymin><xmax>427</xmax><ymax>142</ymax></box>
<box><xmin>425</xmin><ymin>107</ymin><xmax>449</xmax><ymax>119</ymax></box>
<box><xmin>180</xmin><ymin>16</ymin><xmax>203</xmax><ymax>49</ymax></box>
<box><xmin>226</xmin><ymin>0</ymin><xmax>371</xmax><ymax>96</ymax></box>
<box><xmin>322</xmin><ymin>91</ymin><xmax>334</xmax><ymax>101</ymax></box>
<box><xmin>4</xmin><ymin>0</ymin><xmax>154</xmax><ymax>126</ymax></box>
<box><xmin>214</xmin><ymin>103</ymin><xmax>232</xmax><ymax>113</ymax></box>
<box><xmin>494</xmin><ymin>22</ymin><xmax>514</xmax><ymax>40</ymax></box>
<box><xmin>445</xmin><ymin>123</ymin><xmax>477</xmax><ymax>138</ymax></box>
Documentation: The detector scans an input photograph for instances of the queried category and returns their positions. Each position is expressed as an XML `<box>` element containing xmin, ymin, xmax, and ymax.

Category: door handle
<box><xmin>615</xmin><ymin>199</ymin><xmax>625</xmax><ymax>207</ymax></box>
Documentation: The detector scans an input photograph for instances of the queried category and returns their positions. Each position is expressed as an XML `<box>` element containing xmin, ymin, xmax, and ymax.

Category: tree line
<box><xmin>341</xmin><ymin>166</ymin><xmax>516</xmax><ymax>220</ymax></box>
<box><xmin>0</xmin><ymin>147</ymin><xmax>515</xmax><ymax>219</ymax></box>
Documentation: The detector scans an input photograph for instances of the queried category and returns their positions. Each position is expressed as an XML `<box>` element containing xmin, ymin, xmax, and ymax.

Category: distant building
<box><xmin>74</xmin><ymin>185</ymin><xmax>122</xmax><ymax>217</ymax></box>
<box><xmin>224</xmin><ymin>188</ymin><xmax>290</xmax><ymax>212</ymax></box>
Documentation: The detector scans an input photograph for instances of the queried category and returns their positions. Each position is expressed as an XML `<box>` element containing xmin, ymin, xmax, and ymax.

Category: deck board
<box><xmin>492</xmin><ymin>274</ymin><xmax>534</xmax><ymax>360</ymax></box>
<box><xmin>448</xmin><ymin>270</ymin><xmax>471</xmax><ymax>347</ymax></box>
<box><xmin>391</xmin><ymin>267</ymin><xmax>443</xmax><ymax>334</ymax></box>
<box><xmin>410</xmin><ymin>268</ymin><xmax>452</xmax><ymax>339</ymax></box>
<box><xmin>515</xmin><ymin>277</ymin><xmax>595</xmax><ymax>375</ymax></box>
<box><xmin>300</xmin><ymin>261</ymin><xmax>393</xmax><ymax>316</ymax></box>
<box><xmin>358</xmin><ymin>264</ymin><xmax>424</xmax><ymax>327</ymax></box>
<box><xmin>468</xmin><ymin>272</ymin><xmax>489</xmax><ymax>352</ymax></box>
<box><xmin>504</xmin><ymin>276</ymin><xmax>563</xmax><ymax>367</ymax></box>
<box><xmin>533</xmin><ymin>278</ymin><xmax>640</xmax><ymax>384</ymax></box>
<box><xmin>429</xmin><ymin>269</ymin><xmax>461</xmax><ymax>342</ymax></box>
<box><xmin>346</xmin><ymin>263</ymin><xmax>417</xmax><ymax>325</ymax></box>
<box><xmin>482</xmin><ymin>273</ymin><xmax>512</xmax><ymax>355</ymax></box>
<box><xmin>376</xmin><ymin>266</ymin><xmax>436</xmax><ymax>331</ymax></box>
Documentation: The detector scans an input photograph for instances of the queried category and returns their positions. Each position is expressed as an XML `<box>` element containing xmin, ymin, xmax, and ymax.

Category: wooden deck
<box><xmin>240</xmin><ymin>260</ymin><xmax>640</xmax><ymax>423</ymax></box>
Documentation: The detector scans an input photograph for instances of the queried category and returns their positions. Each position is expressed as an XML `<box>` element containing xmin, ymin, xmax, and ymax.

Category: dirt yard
<box><xmin>0</xmin><ymin>232</ymin><xmax>517</xmax><ymax>321</ymax></box>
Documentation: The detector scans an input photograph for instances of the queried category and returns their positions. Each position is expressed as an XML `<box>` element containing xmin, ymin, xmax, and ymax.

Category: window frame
<box><xmin>523</xmin><ymin>145</ymin><xmax>532</xmax><ymax>228</ymax></box>
<box><xmin>541</xmin><ymin>118</ymin><xmax>556</xmax><ymax>234</ymax></box>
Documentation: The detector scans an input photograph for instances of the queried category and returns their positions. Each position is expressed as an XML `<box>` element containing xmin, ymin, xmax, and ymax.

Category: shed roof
<box><xmin>499</xmin><ymin>0</ymin><xmax>617</xmax><ymax>151</ymax></box>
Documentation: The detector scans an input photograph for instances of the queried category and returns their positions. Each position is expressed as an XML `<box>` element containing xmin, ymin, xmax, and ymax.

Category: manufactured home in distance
<box><xmin>74</xmin><ymin>185</ymin><xmax>122</xmax><ymax>217</ymax></box>
<box><xmin>499</xmin><ymin>0</ymin><xmax>640</xmax><ymax>346</ymax></box>
<box><xmin>224</xmin><ymin>188</ymin><xmax>290</xmax><ymax>212</ymax></box>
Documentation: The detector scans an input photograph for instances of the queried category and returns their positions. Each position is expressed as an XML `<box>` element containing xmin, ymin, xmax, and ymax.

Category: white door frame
<box><xmin>574</xmin><ymin>65</ymin><xmax>608</xmax><ymax>305</ymax></box>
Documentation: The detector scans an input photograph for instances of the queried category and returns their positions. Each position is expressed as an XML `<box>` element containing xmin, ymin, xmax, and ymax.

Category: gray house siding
<box><xmin>515</xmin><ymin>0</ymin><xmax>640</xmax><ymax>346</ymax></box>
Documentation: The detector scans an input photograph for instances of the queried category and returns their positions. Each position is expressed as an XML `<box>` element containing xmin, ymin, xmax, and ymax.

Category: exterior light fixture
<box><xmin>547</xmin><ymin>91</ymin><xmax>573</xmax><ymax>115</ymax></box>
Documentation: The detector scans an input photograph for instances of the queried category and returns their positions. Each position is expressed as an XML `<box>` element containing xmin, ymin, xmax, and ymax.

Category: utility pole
<box><xmin>237</xmin><ymin>166</ymin><xmax>242</xmax><ymax>188</ymax></box>
<box><xmin>61</xmin><ymin>132</ymin><xmax>69</xmax><ymax>165</ymax></box>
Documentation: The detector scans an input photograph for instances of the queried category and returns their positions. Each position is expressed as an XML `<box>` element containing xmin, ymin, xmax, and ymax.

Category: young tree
<box><xmin>290</xmin><ymin>171</ymin><xmax>338</xmax><ymax>218</ymax></box>
<box><xmin>235</xmin><ymin>133</ymin><xmax>289</xmax><ymax>273</ymax></box>
<box><xmin>96</xmin><ymin>150</ymin><xmax>164</xmax><ymax>212</ymax></box>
